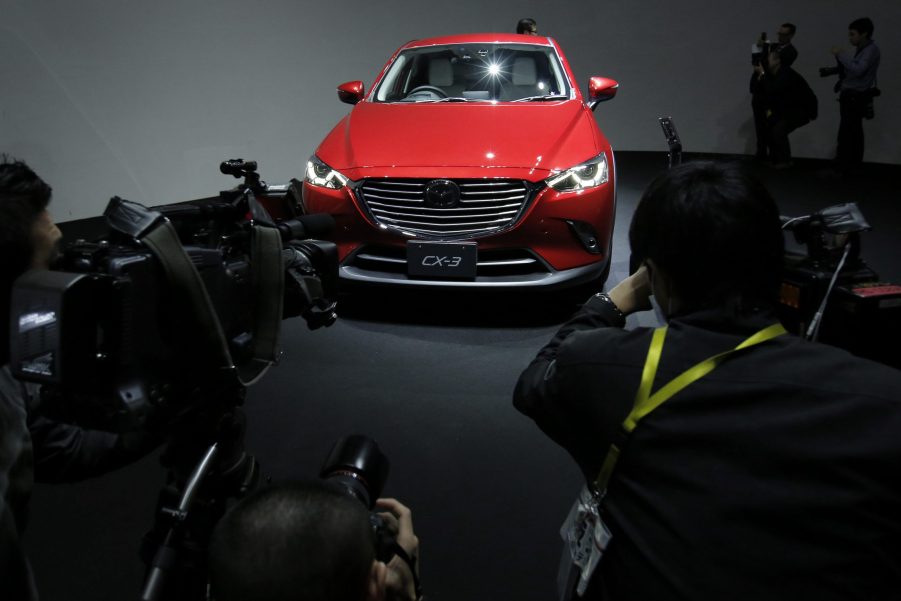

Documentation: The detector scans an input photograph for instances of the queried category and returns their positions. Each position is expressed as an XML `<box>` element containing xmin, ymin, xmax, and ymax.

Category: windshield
<box><xmin>373</xmin><ymin>43</ymin><xmax>572</xmax><ymax>103</ymax></box>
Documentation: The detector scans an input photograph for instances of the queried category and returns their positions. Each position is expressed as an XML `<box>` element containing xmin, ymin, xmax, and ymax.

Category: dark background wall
<box><xmin>2</xmin><ymin>0</ymin><xmax>899</xmax><ymax>221</ymax></box>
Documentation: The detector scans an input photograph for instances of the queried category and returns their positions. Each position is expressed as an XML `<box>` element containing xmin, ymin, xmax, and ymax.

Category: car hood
<box><xmin>316</xmin><ymin>100</ymin><xmax>604</xmax><ymax>177</ymax></box>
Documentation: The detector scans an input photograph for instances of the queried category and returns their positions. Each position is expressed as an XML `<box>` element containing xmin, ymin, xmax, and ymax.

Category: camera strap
<box><xmin>558</xmin><ymin>322</ymin><xmax>786</xmax><ymax>600</ymax></box>
<box><xmin>140</xmin><ymin>220</ymin><xmax>285</xmax><ymax>386</ymax></box>
<box><xmin>242</xmin><ymin>224</ymin><xmax>284</xmax><ymax>384</ymax></box>
<box><xmin>141</xmin><ymin>220</ymin><xmax>235</xmax><ymax>373</ymax></box>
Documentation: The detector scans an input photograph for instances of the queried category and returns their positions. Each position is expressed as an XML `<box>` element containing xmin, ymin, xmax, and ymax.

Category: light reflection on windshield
<box><xmin>373</xmin><ymin>43</ymin><xmax>571</xmax><ymax>103</ymax></box>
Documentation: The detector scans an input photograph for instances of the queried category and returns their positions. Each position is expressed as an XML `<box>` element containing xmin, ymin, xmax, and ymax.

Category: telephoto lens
<box><xmin>319</xmin><ymin>435</ymin><xmax>390</xmax><ymax>509</ymax></box>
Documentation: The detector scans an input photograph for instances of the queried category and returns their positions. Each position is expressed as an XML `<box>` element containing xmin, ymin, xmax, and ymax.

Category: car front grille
<box><xmin>356</xmin><ymin>178</ymin><xmax>532</xmax><ymax>239</ymax></box>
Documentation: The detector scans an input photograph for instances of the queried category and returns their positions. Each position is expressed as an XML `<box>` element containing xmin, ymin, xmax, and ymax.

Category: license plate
<box><xmin>407</xmin><ymin>241</ymin><xmax>477</xmax><ymax>279</ymax></box>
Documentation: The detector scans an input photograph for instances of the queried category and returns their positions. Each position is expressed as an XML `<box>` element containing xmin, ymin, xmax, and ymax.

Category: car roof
<box><xmin>401</xmin><ymin>33</ymin><xmax>556</xmax><ymax>50</ymax></box>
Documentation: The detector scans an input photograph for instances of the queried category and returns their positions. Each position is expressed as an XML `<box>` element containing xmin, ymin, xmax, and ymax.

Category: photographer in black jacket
<box><xmin>1</xmin><ymin>156</ymin><xmax>159</xmax><ymax>600</ymax></box>
<box><xmin>514</xmin><ymin>161</ymin><xmax>901</xmax><ymax>600</ymax></box>
<box><xmin>750</xmin><ymin>23</ymin><xmax>798</xmax><ymax>161</ymax></box>
<box><xmin>751</xmin><ymin>49</ymin><xmax>817</xmax><ymax>168</ymax></box>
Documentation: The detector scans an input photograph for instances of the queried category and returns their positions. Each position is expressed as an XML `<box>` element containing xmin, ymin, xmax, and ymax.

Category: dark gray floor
<box><xmin>27</xmin><ymin>152</ymin><xmax>901</xmax><ymax>601</ymax></box>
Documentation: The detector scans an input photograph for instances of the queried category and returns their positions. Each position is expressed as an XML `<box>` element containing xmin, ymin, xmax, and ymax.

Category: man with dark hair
<box><xmin>0</xmin><ymin>158</ymin><xmax>59</xmax><ymax>346</ymax></box>
<box><xmin>516</xmin><ymin>18</ymin><xmax>538</xmax><ymax>35</ymax></box>
<box><xmin>776</xmin><ymin>22</ymin><xmax>797</xmax><ymax>64</ymax></box>
<box><xmin>208</xmin><ymin>481</ymin><xmax>421</xmax><ymax>601</ymax></box>
<box><xmin>831</xmin><ymin>17</ymin><xmax>880</xmax><ymax>173</ymax></box>
<box><xmin>750</xmin><ymin>23</ymin><xmax>798</xmax><ymax>161</ymax></box>
<box><xmin>1</xmin><ymin>156</ymin><xmax>159</xmax><ymax>600</ymax></box>
<box><xmin>514</xmin><ymin>161</ymin><xmax>901</xmax><ymax>600</ymax></box>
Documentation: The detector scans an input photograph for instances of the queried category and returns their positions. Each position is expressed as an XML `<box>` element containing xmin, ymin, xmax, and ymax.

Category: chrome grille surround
<box><xmin>355</xmin><ymin>178</ymin><xmax>536</xmax><ymax>239</ymax></box>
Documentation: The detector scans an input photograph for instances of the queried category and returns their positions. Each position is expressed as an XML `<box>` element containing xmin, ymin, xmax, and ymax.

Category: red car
<box><xmin>302</xmin><ymin>33</ymin><xmax>618</xmax><ymax>289</ymax></box>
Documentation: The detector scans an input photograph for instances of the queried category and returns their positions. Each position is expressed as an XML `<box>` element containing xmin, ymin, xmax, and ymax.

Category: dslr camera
<box><xmin>320</xmin><ymin>435</ymin><xmax>399</xmax><ymax>562</ymax></box>
<box><xmin>818</xmin><ymin>63</ymin><xmax>845</xmax><ymax>93</ymax></box>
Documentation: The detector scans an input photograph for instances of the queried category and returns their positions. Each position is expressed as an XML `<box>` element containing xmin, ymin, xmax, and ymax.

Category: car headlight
<box><xmin>545</xmin><ymin>153</ymin><xmax>609</xmax><ymax>192</ymax></box>
<box><xmin>305</xmin><ymin>156</ymin><xmax>349</xmax><ymax>189</ymax></box>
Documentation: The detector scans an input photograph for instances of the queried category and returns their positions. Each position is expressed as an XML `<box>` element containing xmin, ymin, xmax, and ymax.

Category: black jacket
<box><xmin>514</xmin><ymin>295</ymin><xmax>901</xmax><ymax>600</ymax></box>
<box><xmin>750</xmin><ymin>66</ymin><xmax>815</xmax><ymax>125</ymax></box>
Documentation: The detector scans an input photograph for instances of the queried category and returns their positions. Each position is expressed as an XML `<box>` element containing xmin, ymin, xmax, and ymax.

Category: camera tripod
<box><xmin>139</xmin><ymin>385</ymin><xmax>261</xmax><ymax>601</ymax></box>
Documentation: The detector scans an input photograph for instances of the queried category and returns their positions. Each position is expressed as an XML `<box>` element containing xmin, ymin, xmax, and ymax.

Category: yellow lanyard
<box><xmin>592</xmin><ymin>322</ymin><xmax>787</xmax><ymax>495</ymax></box>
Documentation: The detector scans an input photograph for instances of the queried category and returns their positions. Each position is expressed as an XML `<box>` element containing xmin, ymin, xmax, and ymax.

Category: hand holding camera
<box><xmin>750</xmin><ymin>31</ymin><xmax>772</xmax><ymax>66</ymax></box>
<box><xmin>376</xmin><ymin>498</ymin><xmax>422</xmax><ymax>601</ymax></box>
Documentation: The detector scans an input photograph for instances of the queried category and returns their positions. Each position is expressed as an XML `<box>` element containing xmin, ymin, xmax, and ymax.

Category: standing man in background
<box><xmin>831</xmin><ymin>17</ymin><xmax>880</xmax><ymax>175</ymax></box>
<box><xmin>517</xmin><ymin>18</ymin><xmax>538</xmax><ymax>35</ymax></box>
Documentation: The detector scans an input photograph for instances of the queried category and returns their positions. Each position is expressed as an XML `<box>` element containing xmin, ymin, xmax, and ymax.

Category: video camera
<box><xmin>779</xmin><ymin>202</ymin><xmax>901</xmax><ymax>368</ymax></box>
<box><xmin>7</xmin><ymin>159</ymin><xmax>348</xmax><ymax>601</ymax></box>
<box><xmin>781</xmin><ymin>202</ymin><xmax>870</xmax><ymax>268</ymax></box>
<box><xmin>8</xmin><ymin>158</ymin><xmax>339</xmax><ymax>428</ymax></box>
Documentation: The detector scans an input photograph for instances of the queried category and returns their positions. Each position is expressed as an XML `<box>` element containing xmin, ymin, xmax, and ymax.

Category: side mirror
<box><xmin>587</xmin><ymin>77</ymin><xmax>618</xmax><ymax>111</ymax></box>
<box><xmin>337</xmin><ymin>81</ymin><xmax>365</xmax><ymax>105</ymax></box>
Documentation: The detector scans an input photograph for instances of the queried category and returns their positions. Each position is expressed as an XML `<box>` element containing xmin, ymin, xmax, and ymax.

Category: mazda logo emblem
<box><xmin>424</xmin><ymin>180</ymin><xmax>461</xmax><ymax>208</ymax></box>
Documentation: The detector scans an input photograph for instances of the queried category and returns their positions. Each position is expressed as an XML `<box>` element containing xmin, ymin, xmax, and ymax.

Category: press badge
<box><xmin>558</xmin><ymin>485</ymin><xmax>612</xmax><ymax>598</ymax></box>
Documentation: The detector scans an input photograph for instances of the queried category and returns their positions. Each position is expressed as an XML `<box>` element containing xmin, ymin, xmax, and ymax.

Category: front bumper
<box><xmin>339</xmin><ymin>245</ymin><xmax>608</xmax><ymax>289</ymax></box>
<box><xmin>302</xmin><ymin>168</ymin><xmax>615</xmax><ymax>290</ymax></box>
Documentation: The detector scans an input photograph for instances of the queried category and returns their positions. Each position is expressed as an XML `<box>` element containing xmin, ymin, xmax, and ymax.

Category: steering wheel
<box><xmin>406</xmin><ymin>85</ymin><xmax>448</xmax><ymax>99</ymax></box>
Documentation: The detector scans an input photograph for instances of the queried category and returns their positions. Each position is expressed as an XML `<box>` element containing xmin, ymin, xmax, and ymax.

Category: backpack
<box><xmin>801</xmin><ymin>76</ymin><xmax>818</xmax><ymax>121</ymax></box>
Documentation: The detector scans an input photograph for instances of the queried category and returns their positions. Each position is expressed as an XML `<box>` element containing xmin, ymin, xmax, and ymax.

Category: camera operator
<box><xmin>750</xmin><ymin>49</ymin><xmax>817</xmax><ymax>168</ymax></box>
<box><xmin>514</xmin><ymin>161</ymin><xmax>901</xmax><ymax>600</ymax></box>
<box><xmin>828</xmin><ymin>17</ymin><xmax>881</xmax><ymax>174</ymax></box>
<box><xmin>1</xmin><ymin>156</ymin><xmax>160</xmax><ymax>600</ymax></box>
<box><xmin>208</xmin><ymin>481</ymin><xmax>422</xmax><ymax>601</ymax></box>
<box><xmin>749</xmin><ymin>23</ymin><xmax>798</xmax><ymax>161</ymax></box>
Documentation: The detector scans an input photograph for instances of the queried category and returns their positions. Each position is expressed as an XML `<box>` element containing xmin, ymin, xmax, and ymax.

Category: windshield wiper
<box><xmin>511</xmin><ymin>94</ymin><xmax>569</xmax><ymax>102</ymax></box>
<box><xmin>397</xmin><ymin>97</ymin><xmax>475</xmax><ymax>104</ymax></box>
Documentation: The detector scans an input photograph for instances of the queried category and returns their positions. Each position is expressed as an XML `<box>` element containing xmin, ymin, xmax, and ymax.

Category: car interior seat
<box><xmin>510</xmin><ymin>55</ymin><xmax>539</xmax><ymax>99</ymax></box>
<box><xmin>427</xmin><ymin>57</ymin><xmax>464</xmax><ymax>97</ymax></box>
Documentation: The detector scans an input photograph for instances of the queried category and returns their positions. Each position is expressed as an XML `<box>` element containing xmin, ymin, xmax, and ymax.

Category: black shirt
<box><xmin>514</xmin><ymin>296</ymin><xmax>901</xmax><ymax>600</ymax></box>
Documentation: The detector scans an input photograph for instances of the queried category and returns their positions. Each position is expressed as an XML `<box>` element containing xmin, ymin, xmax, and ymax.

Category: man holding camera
<box><xmin>1</xmin><ymin>156</ymin><xmax>159</xmax><ymax>600</ymax></box>
<box><xmin>751</xmin><ymin>48</ymin><xmax>816</xmax><ymax>168</ymax></box>
<box><xmin>829</xmin><ymin>17</ymin><xmax>881</xmax><ymax>174</ymax></box>
<box><xmin>750</xmin><ymin>23</ymin><xmax>798</xmax><ymax>161</ymax></box>
<box><xmin>208</xmin><ymin>481</ymin><xmax>422</xmax><ymax>601</ymax></box>
<box><xmin>514</xmin><ymin>161</ymin><xmax>901</xmax><ymax>600</ymax></box>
